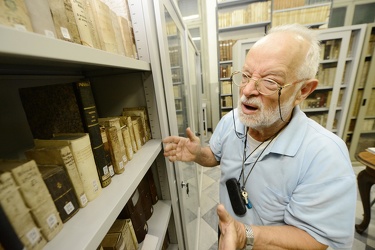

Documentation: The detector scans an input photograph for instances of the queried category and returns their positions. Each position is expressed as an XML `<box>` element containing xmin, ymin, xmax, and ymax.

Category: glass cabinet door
<box><xmin>154</xmin><ymin>0</ymin><xmax>200</xmax><ymax>249</ymax></box>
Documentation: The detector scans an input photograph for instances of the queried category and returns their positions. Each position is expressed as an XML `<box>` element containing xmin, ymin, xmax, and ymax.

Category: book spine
<box><xmin>73</xmin><ymin>80</ymin><xmax>111</xmax><ymax>188</ymax></box>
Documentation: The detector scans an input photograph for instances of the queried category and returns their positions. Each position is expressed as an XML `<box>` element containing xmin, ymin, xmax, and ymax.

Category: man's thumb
<box><xmin>186</xmin><ymin>127</ymin><xmax>197</xmax><ymax>141</ymax></box>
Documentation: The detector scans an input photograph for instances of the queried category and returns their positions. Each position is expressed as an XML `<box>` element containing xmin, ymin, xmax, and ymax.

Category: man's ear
<box><xmin>294</xmin><ymin>79</ymin><xmax>318</xmax><ymax>106</ymax></box>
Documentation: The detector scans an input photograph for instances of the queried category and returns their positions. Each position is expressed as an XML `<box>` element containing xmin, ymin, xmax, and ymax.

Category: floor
<box><xmin>197</xmin><ymin>162</ymin><xmax>375</xmax><ymax>250</ymax></box>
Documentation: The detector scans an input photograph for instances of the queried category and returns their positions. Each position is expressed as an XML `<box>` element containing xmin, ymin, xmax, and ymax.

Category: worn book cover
<box><xmin>100</xmin><ymin>126</ymin><xmax>115</xmax><ymax>177</ymax></box>
<box><xmin>99</xmin><ymin>117</ymin><xmax>127</xmax><ymax>174</ymax></box>
<box><xmin>70</xmin><ymin>0</ymin><xmax>95</xmax><ymax>47</ymax></box>
<box><xmin>146</xmin><ymin>169</ymin><xmax>158</xmax><ymax>205</ymax></box>
<box><xmin>19</xmin><ymin>81</ymin><xmax>111</xmax><ymax>188</ymax></box>
<box><xmin>108</xmin><ymin>219</ymin><xmax>137</xmax><ymax>250</ymax></box>
<box><xmin>118</xmin><ymin>188</ymin><xmax>148</xmax><ymax>243</ymax></box>
<box><xmin>24</xmin><ymin>0</ymin><xmax>56</xmax><ymax>37</ymax></box>
<box><xmin>29</xmin><ymin>194</ymin><xmax>63</xmax><ymax>241</ymax></box>
<box><xmin>38</xmin><ymin>165</ymin><xmax>80</xmax><ymax>222</ymax></box>
<box><xmin>0</xmin><ymin>0</ymin><xmax>33</xmax><ymax>32</ymax></box>
<box><xmin>47</xmin><ymin>0</ymin><xmax>81</xmax><ymax>43</ymax></box>
<box><xmin>120</xmin><ymin>125</ymin><xmax>133</xmax><ymax>161</ymax></box>
<box><xmin>119</xmin><ymin>116</ymin><xmax>137</xmax><ymax>153</ymax></box>
<box><xmin>34</xmin><ymin>133</ymin><xmax>102</xmax><ymax>202</ymax></box>
<box><xmin>89</xmin><ymin>0</ymin><xmax>118</xmax><ymax>54</ymax></box>
<box><xmin>101</xmin><ymin>232</ymin><xmax>124</xmax><ymax>250</ymax></box>
<box><xmin>25</xmin><ymin>146</ymin><xmax>88</xmax><ymax>208</ymax></box>
<box><xmin>138</xmin><ymin>176</ymin><xmax>153</xmax><ymax>221</ymax></box>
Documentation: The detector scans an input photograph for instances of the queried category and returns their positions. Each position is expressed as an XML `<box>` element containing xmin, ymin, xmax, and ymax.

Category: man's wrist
<box><xmin>242</xmin><ymin>224</ymin><xmax>254</xmax><ymax>250</ymax></box>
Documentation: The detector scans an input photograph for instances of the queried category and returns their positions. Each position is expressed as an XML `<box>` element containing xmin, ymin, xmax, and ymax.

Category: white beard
<box><xmin>237</xmin><ymin>93</ymin><xmax>295</xmax><ymax>129</ymax></box>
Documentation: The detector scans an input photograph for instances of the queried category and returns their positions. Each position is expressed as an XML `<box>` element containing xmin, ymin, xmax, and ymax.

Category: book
<box><xmin>146</xmin><ymin>169</ymin><xmax>158</xmax><ymax>205</ymax></box>
<box><xmin>122</xmin><ymin>107</ymin><xmax>152</xmax><ymax>141</ymax></box>
<box><xmin>120</xmin><ymin>124</ymin><xmax>133</xmax><ymax>161</ymax></box>
<box><xmin>0</xmin><ymin>0</ymin><xmax>33</xmax><ymax>32</ymax></box>
<box><xmin>70</xmin><ymin>0</ymin><xmax>96</xmax><ymax>48</ymax></box>
<box><xmin>118</xmin><ymin>188</ymin><xmax>148</xmax><ymax>243</ymax></box>
<box><xmin>84</xmin><ymin>0</ymin><xmax>101</xmax><ymax>49</ymax></box>
<box><xmin>73</xmin><ymin>80</ymin><xmax>111</xmax><ymax>187</ymax></box>
<box><xmin>101</xmin><ymin>232</ymin><xmax>124</xmax><ymax>250</ymax></box>
<box><xmin>89</xmin><ymin>0</ymin><xmax>118</xmax><ymax>54</ymax></box>
<box><xmin>109</xmin><ymin>9</ymin><xmax>126</xmax><ymax>56</ymax></box>
<box><xmin>0</xmin><ymin>204</ymin><xmax>25</xmax><ymax>250</ymax></box>
<box><xmin>18</xmin><ymin>81</ymin><xmax>111</xmax><ymax>188</ymax></box>
<box><xmin>38</xmin><ymin>165</ymin><xmax>80</xmax><ymax>223</ymax></box>
<box><xmin>0</xmin><ymin>171</ymin><xmax>46</xmax><ymax>250</ymax></box>
<box><xmin>0</xmin><ymin>160</ymin><xmax>63</xmax><ymax>241</ymax></box>
<box><xmin>108</xmin><ymin>219</ymin><xmax>138</xmax><ymax>250</ymax></box>
<box><xmin>24</xmin><ymin>0</ymin><xmax>56</xmax><ymax>38</ymax></box>
<box><xmin>34</xmin><ymin>133</ymin><xmax>102</xmax><ymax>202</ymax></box>
<box><xmin>100</xmin><ymin>126</ymin><xmax>115</xmax><ymax>177</ymax></box>
<box><xmin>119</xmin><ymin>116</ymin><xmax>137</xmax><ymax>154</ymax></box>
<box><xmin>138</xmin><ymin>176</ymin><xmax>153</xmax><ymax>221</ymax></box>
<box><xmin>99</xmin><ymin>118</ymin><xmax>127</xmax><ymax>174</ymax></box>
<box><xmin>47</xmin><ymin>0</ymin><xmax>82</xmax><ymax>44</ymax></box>
<box><xmin>24</xmin><ymin>146</ymin><xmax>88</xmax><ymax>208</ymax></box>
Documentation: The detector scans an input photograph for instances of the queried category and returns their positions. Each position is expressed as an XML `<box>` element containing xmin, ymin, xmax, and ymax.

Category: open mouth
<box><xmin>243</xmin><ymin>103</ymin><xmax>258</xmax><ymax>111</ymax></box>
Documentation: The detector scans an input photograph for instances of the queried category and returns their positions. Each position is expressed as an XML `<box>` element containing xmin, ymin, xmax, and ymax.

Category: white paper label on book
<box><xmin>109</xmin><ymin>166</ymin><xmax>115</xmax><ymax>176</ymax></box>
<box><xmin>93</xmin><ymin>179</ymin><xmax>99</xmax><ymax>192</ymax></box>
<box><xmin>64</xmin><ymin>201</ymin><xmax>75</xmax><ymax>215</ymax></box>
<box><xmin>103</xmin><ymin>165</ymin><xmax>109</xmax><ymax>175</ymax></box>
<box><xmin>14</xmin><ymin>24</ymin><xmax>27</xmax><ymax>32</ymax></box>
<box><xmin>46</xmin><ymin>213</ymin><xmax>59</xmax><ymax>229</ymax></box>
<box><xmin>120</xmin><ymin>161</ymin><xmax>124</xmax><ymax>170</ymax></box>
<box><xmin>44</xmin><ymin>29</ymin><xmax>56</xmax><ymax>38</ymax></box>
<box><xmin>26</xmin><ymin>227</ymin><xmax>42</xmax><ymax>245</ymax></box>
<box><xmin>80</xmin><ymin>194</ymin><xmax>88</xmax><ymax>206</ymax></box>
<box><xmin>60</xmin><ymin>27</ymin><xmax>71</xmax><ymax>39</ymax></box>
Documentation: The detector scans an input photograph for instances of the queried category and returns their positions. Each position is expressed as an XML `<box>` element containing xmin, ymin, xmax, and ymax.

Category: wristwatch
<box><xmin>242</xmin><ymin>224</ymin><xmax>254</xmax><ymax>250</ymax></box>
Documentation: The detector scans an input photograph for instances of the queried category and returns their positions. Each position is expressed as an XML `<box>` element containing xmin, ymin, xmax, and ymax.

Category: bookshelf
<box><xmin>232</xmin><ymin>24</ymin><xmax>366</xmax><ymax>139</ymax></box>
<box><xmin>217</xmin><ymin>0</ymin><xmax>271</xmax><ymax>117</ymax></box>
<box><xmin>0</xmin><ymin>0</ymin><xmax>194</xmax><ymax>249</ymax></box>
<box><xmin>304</xmin><ymin>24</ymin><xmax>366</xmax><ymax>138</ymax></box>
<box><xmin>272</xmin><ymin>0</ymin><xmax>332</xmax><ymax>28</ymax></box>
<box><xmin>344</xmin><ymin>23</ymin><xmax>375</xmax><ymax>162</ymax></box>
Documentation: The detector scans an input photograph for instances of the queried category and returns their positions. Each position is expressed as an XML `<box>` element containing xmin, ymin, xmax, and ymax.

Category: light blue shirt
<box><xmin>210</xmin><ymin>106</ymin><xmax>356</xmax><ymax>249</ymax></box>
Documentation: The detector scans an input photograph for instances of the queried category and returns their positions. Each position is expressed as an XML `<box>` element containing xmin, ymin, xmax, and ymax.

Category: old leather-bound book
<box><xmin>118</xmin><ymin>188</ymin><xmax>148</xmax><ymax>243</ymax></box>
<box><xmin>38</xmin><ymin>165</ymin><xmax>80</xmax><ymax>223</ymax></box>
<box><xmin>34</xmin><ymin>133</ymin><xmax>102</xmax><ymax>202</ymax></box>
<box><xmin>25</xmin><ymin>145</ymin><xmax>88</xmax><ymax>208</ymax></box>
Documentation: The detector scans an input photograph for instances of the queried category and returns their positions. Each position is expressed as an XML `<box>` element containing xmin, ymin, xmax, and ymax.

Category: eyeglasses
<box><xmin>230</xmin><ymin>71</ymin><xmax>307</xmax><ymax>96</ymax></box>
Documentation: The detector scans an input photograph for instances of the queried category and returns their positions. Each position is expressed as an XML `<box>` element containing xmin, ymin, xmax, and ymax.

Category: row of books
<box><xmin>316</xmin><ymin>64</ymin><xmax>337</xmax><ymax>87</ymax></box>
<box><xmin>219</xmin><ymin>39</ymin><xmax>237</xmax><ymax>61</ymax></box>
<box><xmin>221</xmin><ymin>81</ymin><xmax>232</xmax><ymax>95</ymax></box>
<box><xmin>0</xmin><ymin>0</ymin><xmax>138</xmax><ymax>59</ymax></box>
<box><xmin>320</xmin><ymin>39</ymin><xmax>341</xmax><ymax>61</ymax></box>
<box><xmin>272</xmin><ymin>4</ymin><xmax>330</xmax><ymax>27</ymax></box>
<box><xmin>221</xmin><ymin>96</ymin><xmax>233</xmax><ymax>108</ymax></box>
<box><xmin>99</xmin><ymin>169</ymin><xmax>161</xmax><ymax>249</ymax></box>
<box><xmin>219</xmin><ymin>64</ymin><xmax>233</xmax><ymax>79</ymax></box>
<box><xmin>301</xmin><ymin>91</ymin><xmax>332</xmax><ymax>109</ymax></box>
<box><xmin>273</xmin><ymin>0</ymin><xmax>331</xmax><ymax>10</ymax></box>
<box><xmin>218</xmin><ymin>1</ymin><xmax>271</xmax><ymax>29</ymax></box>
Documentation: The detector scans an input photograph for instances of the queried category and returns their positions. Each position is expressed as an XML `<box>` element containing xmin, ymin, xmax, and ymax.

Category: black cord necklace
<box><xmin>238</xmin><ymin>127</ymin><xmax>279</xmax><ymax>209</ymax></box>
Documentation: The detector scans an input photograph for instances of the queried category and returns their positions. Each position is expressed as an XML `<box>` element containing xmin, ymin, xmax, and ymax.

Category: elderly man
<box><xmin>163</xmin><ymin>24</ymin><xmax>356</xmax><ymax>250</ymax></box>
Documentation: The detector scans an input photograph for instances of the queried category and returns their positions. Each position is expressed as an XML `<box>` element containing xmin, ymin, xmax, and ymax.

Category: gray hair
<box><xmin>267</xmin><ymin>24</ymin><xmax>321</xmax><ymax>80</ymax></box>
